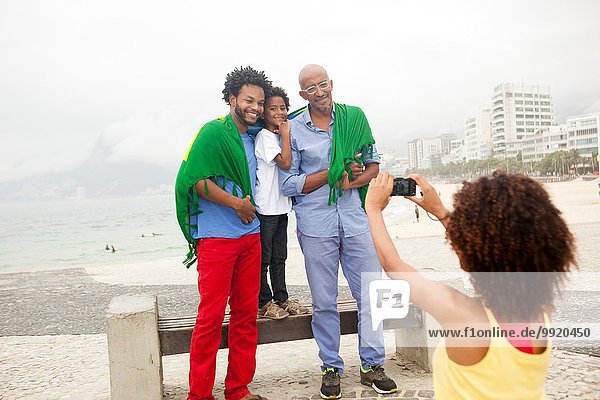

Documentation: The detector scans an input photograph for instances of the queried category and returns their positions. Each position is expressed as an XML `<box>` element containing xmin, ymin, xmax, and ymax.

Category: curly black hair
<box><xmin>222</xmin><ymin>66</ymin><xmax>272</xmax><ymax>105</ymax></box>
<box><xmin>446</xmin><ymin>171</ymin><xmax>576</xmax><ymax>321</ymax></box>
<box><xmin>266</xmin><ymin>86</ymin><xmax>290</xmax><ymax>110</ymax></box>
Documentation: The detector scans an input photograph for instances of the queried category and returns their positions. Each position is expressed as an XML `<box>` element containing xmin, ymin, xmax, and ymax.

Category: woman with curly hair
<box><xmin>365</xmin><ymin>171</ymin><xmax>576</xmax><ymax>400</ymax></box>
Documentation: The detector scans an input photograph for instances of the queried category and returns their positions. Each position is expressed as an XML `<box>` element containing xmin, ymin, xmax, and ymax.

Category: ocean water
<box><xmin>0</xmin><ymin>195</ymin><xmax>417</xmax><ymax>272</ymax></box>
<box><xmin>0</xmin><ymin>195</ymin><xmax>185</xmax><ymax>271</ymax></box>
<box><xmin>3</xmin><ymin>194</ymin><xmax>596</xmax><ymax>280</ymax></box>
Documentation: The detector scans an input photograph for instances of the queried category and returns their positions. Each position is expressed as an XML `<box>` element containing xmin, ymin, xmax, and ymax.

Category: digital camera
<box><xmin>391</xmin><ymin>177</ymin><xmax>417</xmax><ymax>196</ymax></box>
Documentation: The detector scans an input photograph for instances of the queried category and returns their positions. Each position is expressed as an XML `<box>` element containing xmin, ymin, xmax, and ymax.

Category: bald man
<box><xmin>279</xmin><ymin>65</ymin><xmax>397</xmax><ymax>399</ymax></box>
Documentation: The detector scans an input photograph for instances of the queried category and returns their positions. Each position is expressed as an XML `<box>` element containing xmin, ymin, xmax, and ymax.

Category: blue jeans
<box><xmin>297</xmin><ymin>225</ymin><xmax>385</xmax><ymax>374</ymax></box>
<box><xmin>257</xmin><ymin>213</ymin><xmax>289</xmax><ymax>307</ymax></box>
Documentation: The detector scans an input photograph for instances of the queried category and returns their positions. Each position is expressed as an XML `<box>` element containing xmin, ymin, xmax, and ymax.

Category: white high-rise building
<box><xmin>491</xmin><ymin>83</ymin><xmax>554</xmax><ymax>159</ymax></box>
<box><xmin>465</xmin><ymin>108</ymin><xmax>492</xmax><ymax>161</ymax></box>
<box><xmin>505</xmin><ymin>140</ymin><xmax>524</xmax><ymax>160</ymax></box>
<box><xmin>566</xmin><ymin>113</ymin><xmax>600</xmax><ymax>159</ymax></box>
<box><xmin>439</xmin><ymin>133</ymin><xmax>457</xmax><ymax>154</ymax></box>
<box><xmin>442</xmin><ymin>139</ymin><xmax>466</xmax><ymax>164</ymax></box>
<box><xmin>418</xmin><ymin>137</ymin><xmax>443</xmax><ymax>170</ymax></box>
<box><xmin>407</xmin><ymin>139</ymin><xmax>418</xmax><ymax>170</ymax></box>
<box><xmin>407</xmin><ymin>136</ymin><xmax>445</xmax><ymax>170</ymax></box>
<box><xmin>521</xmin><ymin>125</ymin><xmax>568</xmax><ymax>163</ymax></box>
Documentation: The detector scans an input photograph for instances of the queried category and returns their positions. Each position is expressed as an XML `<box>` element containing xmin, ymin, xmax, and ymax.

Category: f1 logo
<box><xmin>369</xmin><ymin>280</ymin><xmax>411</xmax><ymax>331</ymax></box>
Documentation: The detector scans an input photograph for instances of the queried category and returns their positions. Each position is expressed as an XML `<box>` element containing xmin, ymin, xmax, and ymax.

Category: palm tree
<box><xmin>567</xmin><ymin>149</ymin><xmax>582</xmax><ymax>175</ymax></box>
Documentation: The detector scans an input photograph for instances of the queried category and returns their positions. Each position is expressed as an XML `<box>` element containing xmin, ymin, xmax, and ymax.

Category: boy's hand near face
<box><xmin>276</xmin><ymin>120</ymin><xmax>290</xmax><ymax>136</ymax></box>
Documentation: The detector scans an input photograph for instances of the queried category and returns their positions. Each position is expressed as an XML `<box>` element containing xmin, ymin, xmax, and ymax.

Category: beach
<box><xmin>0</xmin><ymin>178</ymin><xmax>599</xmax><ymax>399</ymax></box>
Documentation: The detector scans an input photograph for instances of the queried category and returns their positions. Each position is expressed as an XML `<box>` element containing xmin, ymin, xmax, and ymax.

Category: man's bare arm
<box><xmin>347</xmin><ymin>162</ymin><xmax>379</xmax><ymax>189</ymax></box>
<box><xmin>301</xmin><ymin>161</ymin><xmax>379</xmax><ymax>193</ymax></box>
<box><xmin>195</xmin><ymin>179</ymin><xmax>256</xmax><ymax>224</ymax></box>
<box><xmin>301</xmin><ymin>169</ymin><xmax>329</xmax><ymax>193</ymax></box>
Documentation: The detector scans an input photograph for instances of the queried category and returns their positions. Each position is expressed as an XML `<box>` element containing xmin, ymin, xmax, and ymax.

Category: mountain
<box><xmin>0</xmin><ymin>159</ymin><xmax>177</xmax><ymax>201</ymax></box>
<box><xmin>0</xmin><ymin>136</ymin><xmax>178</xmax><ymax>201</ymax></box>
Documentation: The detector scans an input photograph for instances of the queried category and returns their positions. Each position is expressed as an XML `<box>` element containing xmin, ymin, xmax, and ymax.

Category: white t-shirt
<box><xmin>254</xmin><ymin>128</ymin><xmax>292</xmax><ymax>215</ymax></box>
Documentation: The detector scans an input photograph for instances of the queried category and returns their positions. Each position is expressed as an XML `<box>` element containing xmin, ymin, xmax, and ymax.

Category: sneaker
<box><xmin>320</xmin><ymin>368</ymin><xmax>341</xmax><ymax>399</ymax></box>
<box><xmin>258</xmin><ymin>301</ymin><xmax>289</xmax><ymax>320</ymax></box>
<box><xmin>360</xmin><ymin>365</ymin><xmax>397</xmax><ymax>394</ymax></box>
<box><xmin>279</xmin><ymin>299</ymin><xmax>309</xmax><ymax>315</ymax></box>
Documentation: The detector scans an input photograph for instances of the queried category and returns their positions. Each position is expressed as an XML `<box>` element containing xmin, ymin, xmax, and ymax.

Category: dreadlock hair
<box><xmin>222</xmin><ymin>66</ymin><xmax>272</xmax><ymax>105</ymax></box>
<box><xmin>266</xmin><ymin>86</ymin><xmax>290</xmax><ymax>110</ymax></box>
<box><xmin>445</xmin><ymin>170</ymin><xmax>576</xmax><ymax>321</ymax></box>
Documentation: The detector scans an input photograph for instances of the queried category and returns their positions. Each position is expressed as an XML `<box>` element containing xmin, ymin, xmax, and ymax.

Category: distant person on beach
<box><xmin>174</xmin><ymin>66</ymin><xmax>271</xmax><ymax>400</ymax></box>
<box><xmin>255</xmin><ymin>86</ymin><xmax>308</xmax><ymax>320</ymax></box>
<box><xmin>279</xmin><ymin>64</ymin><xmax>397</xmax><ymax>398</ymax></box>
<box><xmin>365</xmin><ymin>171</ymin><xmax>576</xmax><ymax>399</ymax></box>
<box><xmin>414</xmin><ymin>204</ymin><xmax>420</xmax><ymax>223</ymax></box>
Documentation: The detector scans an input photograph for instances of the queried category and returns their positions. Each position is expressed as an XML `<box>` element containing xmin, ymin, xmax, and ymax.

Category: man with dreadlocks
<box><xmin>279</xmin><ymin>65</ymin><xmax>397</xmax><ymax>399</ymax></box>
<box><xmin>175</xmin><ymin>66</ymin><xmax>271</xmax><ymax>400</ymax></box>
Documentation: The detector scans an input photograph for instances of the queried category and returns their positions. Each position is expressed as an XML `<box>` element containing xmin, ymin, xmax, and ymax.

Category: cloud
<box><xmin>584</xmin><ymin>100</ymin><xmax>600</xmax><ymax>116</ymax></box>
<box><xmin>0</xmin><ymin>136</ymin><xmax>94</xmax><ymax>183</ymax></box>
<box><xmin>1</xmin><ymin>0</ymin><xmax>599</xmax><ymax>184</ymax></box>
<box><xmin>99</xmin><ymin>110</ymin><xmax>203</xmax><ymax>169</ymax></box>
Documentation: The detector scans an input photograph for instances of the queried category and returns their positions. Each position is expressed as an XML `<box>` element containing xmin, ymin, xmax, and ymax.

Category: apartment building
<box><xmin>491</xmin><ymin>83</ymin><xmax>554</xmax><ymax>158</ymax></box>
<box><xmin>407</xmin><ymin>136</ymin><xmax>452</xmax><ymax>170</ymax></box>
<box><xmin>465</xmin><ymin>108</ymin><xmax>492</xmax><ymax>161</ymax></box>
<box><xmin>566</xmin><ymin>113</ymin><xmax>600</xmax><ymax>159</ymax></box>
<box><xmin>521</xmin><ymin>125</ymin><xmax>568</xmax><ymax>163</ymax></box>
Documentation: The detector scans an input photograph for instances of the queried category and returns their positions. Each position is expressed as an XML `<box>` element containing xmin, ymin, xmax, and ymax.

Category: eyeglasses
<box><xmin>301</xmin><ymin>80</ymin><xmax>331</xmax><ymax>95</ymax></box>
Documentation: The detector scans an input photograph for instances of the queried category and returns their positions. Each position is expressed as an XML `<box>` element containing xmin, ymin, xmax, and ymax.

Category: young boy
<box><xmin>255</xmin><ymin>86</ymin><xmax>308</xmax><ymax>319</ymax></box>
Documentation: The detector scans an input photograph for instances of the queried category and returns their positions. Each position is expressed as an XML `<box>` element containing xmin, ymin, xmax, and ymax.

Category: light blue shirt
<box><xmin>279</xmin><ymin>105</ymin><xmax>380</xmax><ymax>238</ymax></box>
<box><xmin>191</xmin><ymin>132</ymin><xmax>260</xmax><ymax>239</ymax></box>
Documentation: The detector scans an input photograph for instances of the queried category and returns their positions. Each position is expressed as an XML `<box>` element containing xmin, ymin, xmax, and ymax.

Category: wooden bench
<box><xmin>106</xmin><ymin>295</ymin><xmax>437</xmax><ymax>400</ymax></box>
<box><xmin>158</xmin><ymin>298</ymin><xmax>423</xmax><ymax>356</ymax></box>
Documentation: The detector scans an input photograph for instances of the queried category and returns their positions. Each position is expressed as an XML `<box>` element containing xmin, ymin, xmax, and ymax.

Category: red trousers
<box><xmin>188</xmin><ymin>233</ymin><xmax>261</xmax><ymax>400</ymax></box>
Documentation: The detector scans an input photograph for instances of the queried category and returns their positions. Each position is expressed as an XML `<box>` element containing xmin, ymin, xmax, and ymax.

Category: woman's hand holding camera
<box><xmin>406</xmin><ymin>174</ymin><xmax>450</xmax><ymax>220</ymax></box>
<box><xmin>366</xmin><ymin>173</ymin><xmax>450</xmax><ymax>222</ymax></box>
<box><xmin>365</xmin><ymin>172</ymin><xmax>394</xmax><ymax>213</ymax></box>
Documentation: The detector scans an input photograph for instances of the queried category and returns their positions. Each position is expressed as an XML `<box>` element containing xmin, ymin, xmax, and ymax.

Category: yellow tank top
<box><xmin>432</xmin><ymin>307</ymin><xmax>551</xmax><ymax>400</ymax></box>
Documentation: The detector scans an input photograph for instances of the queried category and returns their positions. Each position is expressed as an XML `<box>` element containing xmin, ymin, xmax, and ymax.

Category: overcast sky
<box><xmin>1</xmin><ymin>0</ymin><xmax>599</xmax><ymax>183</ymax></box>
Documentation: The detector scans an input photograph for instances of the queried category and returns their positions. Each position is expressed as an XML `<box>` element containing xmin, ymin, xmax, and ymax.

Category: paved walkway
<box><xmin>0</xmin><ymin>265</ymin><xmax>598</xmax><ymax>399</ymax></box>
<box><xmin>1</xmin><ymin>332</ymin><xmax>598</xmax><ymax>399</ymax></box>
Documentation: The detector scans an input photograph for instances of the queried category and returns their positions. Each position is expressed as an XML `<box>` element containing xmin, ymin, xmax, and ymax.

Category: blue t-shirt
<box><xmin>191</xmin><ymin>132</ymin><xmax>260</xmax><ymax>239</ymax></box>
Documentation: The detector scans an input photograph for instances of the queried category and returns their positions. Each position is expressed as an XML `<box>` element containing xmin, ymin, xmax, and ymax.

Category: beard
<box><xmin>234</xmin><ymin>104</ymin><xmax>258</xmax><ymax>126</ymax></box>
<box><xmin>312</xmin><ymin>94</ymin><xmax>332</xmax><ymax>113</ymax></box>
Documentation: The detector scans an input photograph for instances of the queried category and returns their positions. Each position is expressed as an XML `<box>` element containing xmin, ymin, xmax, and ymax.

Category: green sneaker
<box><xmin>360</xmin><ymin>365</ymin><xmax>397</xmax><ymax>394</ymax></box>
<box><xmin>320</xmin><ymin>367</ymin><xmax>341</xmax><ymax>399</ymax></box>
